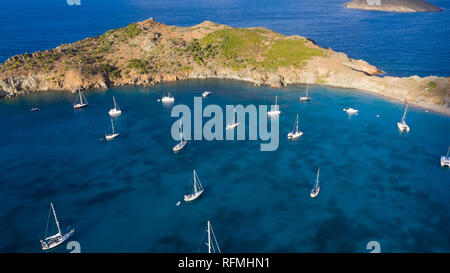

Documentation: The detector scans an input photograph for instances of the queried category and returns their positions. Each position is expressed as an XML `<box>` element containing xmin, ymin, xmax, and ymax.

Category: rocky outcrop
<box><xmin>344</xmin><ymin>0</ymin><xmax>443</xmax><ymax>12</ymax></box>
<box><xmin>0</xmin><ymin>18</ymin><xmax>449</xmax><ymax>115</ymax></box>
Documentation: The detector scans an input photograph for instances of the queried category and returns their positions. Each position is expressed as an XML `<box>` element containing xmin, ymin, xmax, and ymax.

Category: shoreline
<box><xmin>0</xmin><ymin>19</ymin><xmax>448</xmax><ymax>115</ymax></box>
<box><xmin>3</xmin><ymin>77</ymin><xmax>450</xmax><ymax>117</ymax></box>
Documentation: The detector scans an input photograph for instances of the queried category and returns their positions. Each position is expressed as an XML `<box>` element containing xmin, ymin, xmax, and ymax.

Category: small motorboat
<box><xmin>343</xmin><ymin>108</ymin><xmax>358</xmax><ymax>114</ymax></box>
<box><xmin>202</xmin><ymin>91</ymin><xmax>212</xmax><ymax>98</ymax></box>
<box><xmin>30</xmin><ymin>106</ymin><xmax>40</xmax><ymax>112</ymax></box>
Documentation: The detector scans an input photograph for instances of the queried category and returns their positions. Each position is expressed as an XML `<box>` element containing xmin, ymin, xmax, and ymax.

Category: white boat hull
<box><xmin>41</xmin><ymin>229</ymin><xmax>74</xmax><ymax>250</ymax></box>
<box><xmin>226</xmin><ymin>122</ymin><xmax>240</xmax><ymax>130</ymax></box>
<box><xmin>184</xmin><ymin>189</ymin><xmax>204</xmax><ymax>202</ymax></box>
<box><xmin>310</xmin><ymin>187</ymin><xmax>320</xmax><ymax>198</ymax></box>
<box><xmin>441</xmin><ymin>156</ymin><xmax>450</xmax><ymax>167</ymax></box>
<box><xmin>106</xmin><ymin>133</ymin><xmax>119</xmax><ymax>140</ymax></box>
<box><xmin>299</xmin><ymin>97</ymin><xmax>311</xmax><ymax>101</ymax></box>
<box><xmin>74</xmin><ymin>103</ymin><xmax>88</xmax><ymax>109</ymax></box>
<box><xmin>343</xmin><ymin>108</ymin><xmax>358</xmax><ymax>114</ymax></box>
<box><xmin>397</xmin><ymin>121</ymin><xmax>410</xmax><ymax>132</ymax></box>
<box><xmin>202</xmin><ymin>91</ymin><xmax>211</xmax><ymax>98</ymax></box>
<box><xmin>109</xmin><ymin>109</ymin><xmax>122</xmax><ymax>117</ymax></box>
<box><xmin>288</xmin><ymin>131</ymin><xmax>303</xmax><ymax>139</ymax></box>
<box><xmin>267</xmin><ymin>110</ymin><xmax>281</xmax><ymax>116</ymax></box>
<box><xmin>162</xmin><ymin>97</ymin><xmax>174</xmax><ymax>103</ymax></box>
<box><xmin>173</xmin><ymin>140</ymin><xmax>187</xmax><ymax>152</ymax></box>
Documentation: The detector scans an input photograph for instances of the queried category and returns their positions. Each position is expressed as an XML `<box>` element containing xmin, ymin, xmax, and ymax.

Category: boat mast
<box><xmin>113</xmin><ymin>96</ymin><xmax>117</xmax><ymax>109</ymax></box>
<box><xmin>306</xmin><ymin>85</ymin><xmax>308</xmax><ymax>97</ymax></box>
<box><xmin>179</xmin><ymin>120</ymin><xmax>183</xmax><ymax>143</ymax></box>
<box><xmin>402</xmin><ymin>105</ymin><xmax>408</xmax><ymax>122</ymax></box>
<box><xmin>111</xmin><ymin>119</ymin><xmax>115</xmax><ymax>134</ymax></box>
<box><xmin>50</xmin><ymin>203</ymin><xmax>62</xmax><ymax>236</ymax></box>
<box><xmin>207</xmin><ymin>221</ymin><xmax>211</xmax><ymax>253</ymax></box>
<box><xmin>447</xmin><ymin>146</ymin><xmax>450</xmax><ymax>157</ymax></box>
<box><xmin>316</xmin><ymin>168</ymin><xmax>320</xmax><ymax>187</ymax></box>
<box><xmin>296</xmin><ymin>114</ymin><xmax>299</xmax><ymax>132</ymax></box>
<box><xmin>193</xmin><ymin>170</ymin><xmax>198</xmax><ymax>193</ymax></box>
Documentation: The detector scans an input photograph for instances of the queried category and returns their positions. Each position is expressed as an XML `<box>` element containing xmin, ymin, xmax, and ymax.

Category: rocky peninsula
<box><xmin>344</xmin><ymin>0</ymin><xmax>443</xmax><ymax>12</ymax></box>
<box><xmin>0</xmin><ymin>18</ymin><xmax>449</xmax><ymax>114</ymax></box>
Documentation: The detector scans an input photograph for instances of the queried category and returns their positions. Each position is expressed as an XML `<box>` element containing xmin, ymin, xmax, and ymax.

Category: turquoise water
<box><xmin>1</xmin><ymin>79</ymin><xmax>449</xmax><ymax>252</ymax></box>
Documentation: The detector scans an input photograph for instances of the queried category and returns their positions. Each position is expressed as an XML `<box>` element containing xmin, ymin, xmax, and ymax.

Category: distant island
<box><xmin>344</xmin><ymin>0</ymin><xmax>443</xmax><ymax>12</ymax></box>
<box><xmin>0</xmin><ymin>18</ymin><xmax>448</xmax><ymax>114</ymax></box>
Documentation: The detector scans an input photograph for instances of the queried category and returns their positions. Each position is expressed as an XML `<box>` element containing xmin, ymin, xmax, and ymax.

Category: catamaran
<box><xmin>108</xmin><ymin>96</ymin><xmax>122</xmax><ymax>117</ymax></box>
<box><xmin>173</xmin><ymin>120</ymin><xmax>187</xmax><ymax>152</ymax></box>
<box><xmin>397</xmin><ymin>104</ymin><xmax>410</xmax><ymax>132</ymax></box>
<box><xmin>267</xmin><ymin>96</ymin><xmax>281</xmax><ymax>116</ymax></box>
<box><xmin>40</xmin><ymin>203</ymin><xmax>74</xmax><ymax>251</ymax></box>
<box><xmin>203</xmin><ymin>221</ymin><xmax>221</xmax><ymax>253</ymax></box>
<box><xmin>73</xmin><ymin>90</ymin><xmax>88</xmax><ymax>109</ymax></box>
<box><xmin>287</xmin><ymin>113</ymin><xmax>303</xmax><ymax>139</ymax></box>
<box><xmin>105</xmin><ymin>118</ymin><xmax>119</xmax><ymax>140</ymax></box>
<box><xmin>343</xmin><ymin>107</ymin><xmax>358</xmax><ymax>114</ymax></box>
<box><xmin>202</xmin><ymin>91</ymin><xmax>212</xmax><ymax>98</ymax></box>
<box><xmin>299</xmin><ymin>85</ymin><xmax>311</xmax><ymax>101</ymax></box>
<box><xmin>161</xmin><ymin>93</ymin><xmax>175</xmax><ymax>103</ymax></box>
<box><xmin>310</xmin><ymin>168</ymin><xmax>320</xmax><ymax>198</ymax></box>
<box><xmin>184</xmin><ymin>169</ymin><xmax>204</xmax><ymax>202</ymax></box>
<box><xmin>226</xmin><ymin>109</ymin><xmax>240</xmax><ymax>130</ymax></box>
<box><xmin>441</xmin><ymin>146</ymin><xmax>450</xmax><ymax>167</ymax></box>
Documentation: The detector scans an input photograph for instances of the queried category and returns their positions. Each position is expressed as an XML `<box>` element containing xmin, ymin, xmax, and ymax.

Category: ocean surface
<box><xmin>0</xmin><ymin>1</ymin><xmax>449</xmax><ymax>253</ymax></box>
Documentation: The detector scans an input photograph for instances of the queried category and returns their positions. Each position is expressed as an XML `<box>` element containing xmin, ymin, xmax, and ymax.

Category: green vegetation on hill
<box><xmin>191</xmin><ymin>28</ymin><xmax>324</xmax><ymax>70</ymax></box>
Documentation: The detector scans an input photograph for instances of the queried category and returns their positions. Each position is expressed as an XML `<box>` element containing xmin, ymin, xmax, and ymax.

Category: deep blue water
<box><xmin>0</xmin><ymin>1</ymin><xmax>449</xmax><ymax>253</ymax></box>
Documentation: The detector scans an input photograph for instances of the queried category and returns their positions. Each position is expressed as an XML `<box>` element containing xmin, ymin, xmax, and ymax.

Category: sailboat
<box><xmin>161</xmin><ymin>93</ymin><xmax>175</xmax><ymax>103</ymax></box>
<box><xmin>184</xmin><ymin>169</ymin><xmax>204</xmax><ymax>202</ymax></box>
<box><xmin>226</xmin><ymin>109</ymin><xmax>240</xmax><ymax>130</ymax></box>
<box><xmin>441</xmin><ymin>146</ymin><xmax>450</xmax><ymax>167</ymax></box>
<box><xmin>204</xmin><ymin>221</ymin><xmax>221</xmax><ymax>253</ymax></box>
<box><xmin>202</xmin><ymin>91</ymin><xmax>212</xmax><ymax>98</ymax></box>
<box><xmin>267</xmin><ymin>96</ymin><xmax>281</xmax><ymax>116</ymax></box>
<box><xmin>108</xmin><ymin>96</ymin><xmax>122</xmax><ymax>117</ymax></box>
<box><xmin>310</xmin><ymin>168</ymin><xmax>320</xmax><ymax>198</ymax></box>
<box><xmin>105</xmin><ymin>118</ymin><xmax>119</xmax><ymax>140</ymax></box>
<box><xmin>73</xmin><ymin>90</ymin><xmax>88</xmax><ymax>109</ymax></box>
<box><xmin>40</xmin><ymin>203</ymin><xmax>74</xmax><ymax>251</ymax></box>
<box><xmin>287</xmin><ymin>113</ymin><xmax>303</xmax><ymax>139</ymax></box>
<box><xmin>299</xmin><ymin>85</ymin><xmax>311</xmax><ymax>101</ymax></box>
<box><xmin>173</xmin><ymin>120</ymin><xmax>187</xmax><ymax>152</ymax></box>
<box><xmin>397</xmin><ymin>104</ymin><xmax>410</xmax><ymax>132</ymax></box>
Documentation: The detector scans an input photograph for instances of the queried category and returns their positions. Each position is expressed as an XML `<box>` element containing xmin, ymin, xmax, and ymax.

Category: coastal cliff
<box><xmin>0</xmin><ymin>18</ymin><xmax>449</xmax><ymax>114</ymax></box>
<box><xmin>344</xmin><ymin>0</ymin><xmax>443</xmax><ymax>12</ymax></box>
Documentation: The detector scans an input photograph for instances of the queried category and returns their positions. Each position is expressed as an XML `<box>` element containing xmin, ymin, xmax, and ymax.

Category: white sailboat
<box><xmin>287</xmin><ymin>113</ymin><xmax>303</xmax><ymax>139</ymax></box>
<box><xmin>226</xmin><ymin>109</ymin><xmax>240</xmax><ymax>130</ymax></box>
<box><xmin>397</xmin><ymin>104</ymin><xmax>410</xmax><ymax>132</ymax></box>
<box><xmin>267</xmin><ymin>96</ymin><xmax>281</xmax><ymax>116</ymax></box>
<box><xmin>299</xmin><ymin>85</ymin><xmax>311</xmax><ymax>101</ymax></box>
<box><xmin>202</xmin><ymin>91</ymin><xmax>212</xmax><ymax>98</ymax></box>
<box><xmin>184</xmin><ymin>169</ymin><xmax>204</xmax><ymax>202</ymax></box>
<box><xmin>161</xmin><ymin>93</ymin><xmax>175</xmax><ymax>103</ymax></box>
<box><xmin>441</xmin><ymin>146</ymin><xmax>450</xmax><ymax>167</ymax></box>
<box><xmin>343</xmin><ymin>107</ymin><xmax>358</xmax><ymax>114</ymax></box>
<box><xmin>108</xmin><ymin>96</ymin><xmax>122</xmax><ymax>117</ymax></box>
<box><xmin>173</xmin><ymin>120</ymin><xmax>187</xmax><ymax>152</ymax></box>
<box><xmin>105</xmin><ymin>118</ymin><xmax>119</xmax><ymax>140</ymax></box>
<box><xmin>40</xmin><ymin>203</ymin><xmax>74</xmax><ymax>251</ymax></box>
<box><xmin>204</xmin><ymin>221</ymin><xmax>221</xmax><ymax>253</ymax></box>
<box><xmin>73</xmin><ymin>90</ymin><xmax>88</xmax><ymax>109</ymax></box>
<box><xmin>310</xmin><ymin>168</ymin><xmax>320</xmax><ymax>198</ymax></box>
